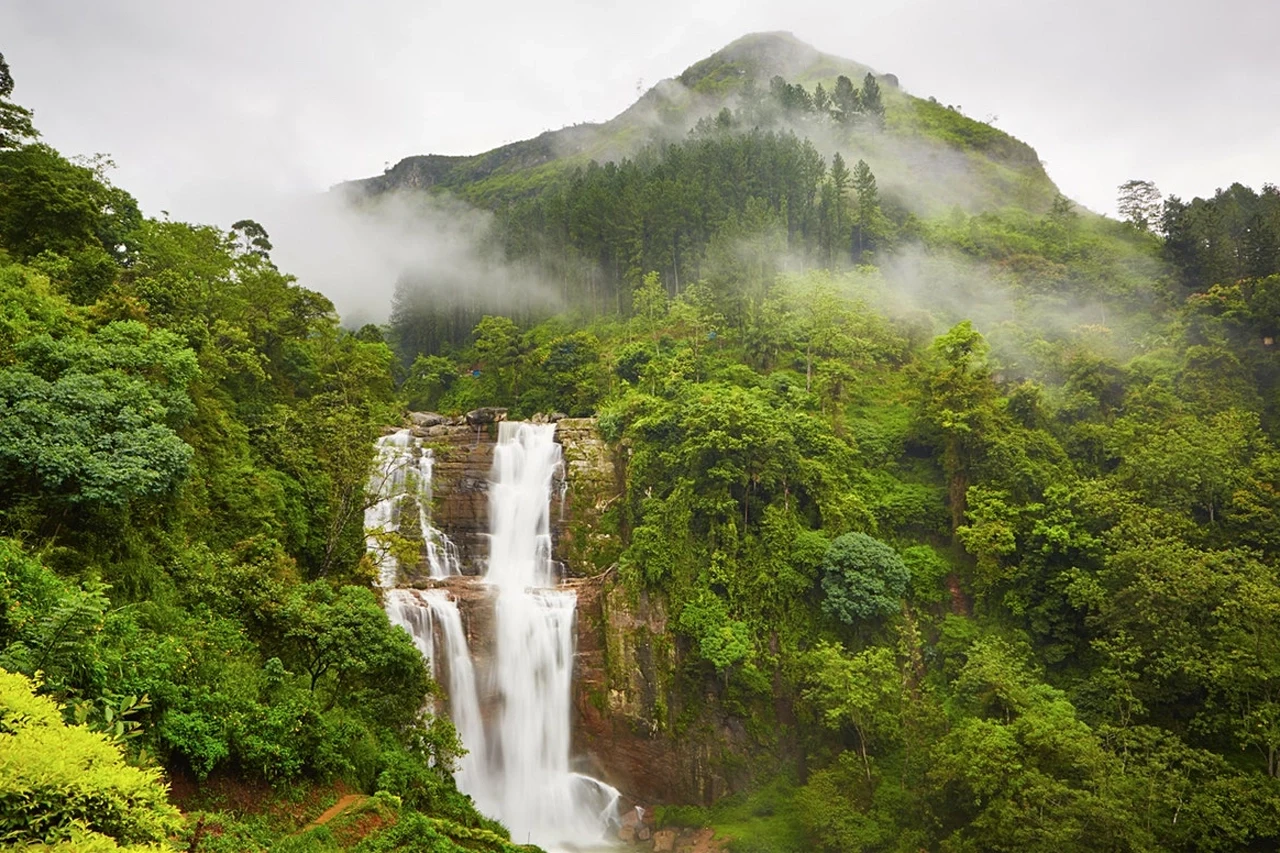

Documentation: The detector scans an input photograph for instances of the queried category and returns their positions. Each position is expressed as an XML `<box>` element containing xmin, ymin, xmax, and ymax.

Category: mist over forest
<box><xmin>3</xmin><ymin>28</ymin><xmax>1280</xmax><ymax>853</ymax></box>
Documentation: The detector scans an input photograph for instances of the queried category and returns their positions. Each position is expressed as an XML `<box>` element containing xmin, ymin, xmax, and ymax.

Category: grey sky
<box><xmin>3</xmin><ymin>0</ymin><xmax>1278</xmax><ymax>226</ymax></box>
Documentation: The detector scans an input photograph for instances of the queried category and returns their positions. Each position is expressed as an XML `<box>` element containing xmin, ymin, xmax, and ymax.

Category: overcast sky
<box><xmin>3</xmin><ymin>0</ymin><xmax>1278</xmax><ymax>227</ymax></box>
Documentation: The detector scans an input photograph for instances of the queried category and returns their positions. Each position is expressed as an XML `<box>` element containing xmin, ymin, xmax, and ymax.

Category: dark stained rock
<box><xmin>464</xmin><ymin>407</ymin><xmax>508</xmax><ymax>426</ymax></box>
<box><xmin>569</xmin><ymin>572</ymin><xmax>758</xmax><ymax>806</ymax></box>
<box><xmin>410</xmin><ymin>421</ymin><xmax>499</xmax><ymax>576</ymax></box>
<box><xmin>555</xmin><ymin>418</ymin><xmax>623</xmax><ymax>576</ymax></box>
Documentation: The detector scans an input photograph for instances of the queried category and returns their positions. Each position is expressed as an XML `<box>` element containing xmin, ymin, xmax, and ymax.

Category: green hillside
<box><xmin>371</xmin><ymin>33</ymin><xmax>1280</xmax><ymax>853</ymax></box>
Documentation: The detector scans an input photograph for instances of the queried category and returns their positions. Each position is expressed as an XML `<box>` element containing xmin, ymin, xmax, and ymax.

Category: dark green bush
<box><xmin>820</xmin><ymin>533</ymin><xmax>909</xmax><ymax>623</ymax></box>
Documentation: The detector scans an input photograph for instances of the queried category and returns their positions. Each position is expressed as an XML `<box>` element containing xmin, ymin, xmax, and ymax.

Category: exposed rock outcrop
<box><xmin>404</xmin><ymin>413</ymin><xmax>618</xmax><ymax>580</ymax></box>
<box><xmin>572</xmin><ymin>575</ymin><xmax>757</xmax><ymax>806</ymax></box>
<box><xmin>554</xmin><ymin>418</ymin><xmax>622</xmax><ymax>575</ymax></box>
<box><xmin>409</xmin><ymin>419</ymin><xmax>498</xmax><ymax>574</ymax></box>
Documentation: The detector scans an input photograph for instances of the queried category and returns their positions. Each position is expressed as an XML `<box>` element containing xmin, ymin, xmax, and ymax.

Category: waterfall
<box><xmin>367</xmin><ymin>429</ymin><xmax>480</xmax><ymax>782</ymax></box>
<box><xmin>418</xmin><ymin>450</ymin><xmax>462</xmax><ymax>578</ymax></box>
<box><xmin>381</xmin><ymin>586</ymin><xmax>487</xmax><ymax>791</ymax></box>
<box><xmin>472</xmin><ymin>422</ymin><xmax>619</xmax><ymax>847</ymax></box>
<box><xmin>383</xmin><ymin>588</ymin><xmax>435</xmax><ymax>661</ymax></box>
<box><xmin>365</xmin><ymin>429</ymin><xmax>459</xmax><ymax>584</ymax></box>
<box><xmin>367</xmin><ymin>422</ymin><xmax>619</xmax><ymax>851</ymax></box>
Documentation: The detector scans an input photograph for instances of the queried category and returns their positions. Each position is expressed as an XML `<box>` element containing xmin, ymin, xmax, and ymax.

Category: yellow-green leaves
<box><xmin>0</xmin><ymin>669</ymin><xmax>180</xmax><ymax>849</ymax></box>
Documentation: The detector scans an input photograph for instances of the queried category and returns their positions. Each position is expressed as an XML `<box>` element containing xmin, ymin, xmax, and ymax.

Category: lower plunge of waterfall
<box><xmin>368</xmin><ymin>423</ymin><xmax>620</xmax><ymax>850</ymax></box>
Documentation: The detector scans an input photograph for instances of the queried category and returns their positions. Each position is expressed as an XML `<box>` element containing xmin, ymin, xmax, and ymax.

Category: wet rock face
<box><xmin>572</xmin><ymin>577</ymin><xmax>754</xmax><ymax>807</ymax></box>
<box><xmin>409</xmin><ymin>412</ymin><xmax>451</xmax><ymax>427</ymax></box>
<box><xmin>407</xmin><ymin>576</ymin><xmax>500</xmax><ymax>713</ymax></box>
<box><xmin>405</xmin><ymin>414</ymin><xmax>619</xmax><ymax>580</ymax></box>
<box><xmin>464</xmin><ymin>407</ymin><xmax>508</xmax><ymax>426</ymax></box>
<box><xmin>554</xmin><ymin>418</ymin><xmax>622</xmax><ymax>575</ymax></box>
<box><xmin>410</xmin><ymin>419</ymin><xmax>498</xmax><ymax>575</ymax></box>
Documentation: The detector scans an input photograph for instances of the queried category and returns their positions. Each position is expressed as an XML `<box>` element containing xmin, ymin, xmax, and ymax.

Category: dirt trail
<box><xmin>301</xmin><ymin>794</ymin><xmax>367</xmax><ymax>831</ymax></box>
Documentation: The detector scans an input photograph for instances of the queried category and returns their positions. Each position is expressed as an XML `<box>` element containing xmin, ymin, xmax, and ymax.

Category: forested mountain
<box><xmin>4</xmin><ymin>28</ymin><xmax>1280</xmax><ymax>853</ymax></box>
<box><xmin>347</xmin><ymin>32</ymin><xmax>1059</xmax><ymax>352</ymax></box>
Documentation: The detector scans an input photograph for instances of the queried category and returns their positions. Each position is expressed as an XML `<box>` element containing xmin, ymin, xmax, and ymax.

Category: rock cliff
<box><xmin>406</xmin><ymin>413</ymin><xmax>618</xmax><ymax>579</ymax></box>
<box><xmin>408</xmin><ymin>416</ymin><xmax>499</xmax><ymax>575</ymax></box>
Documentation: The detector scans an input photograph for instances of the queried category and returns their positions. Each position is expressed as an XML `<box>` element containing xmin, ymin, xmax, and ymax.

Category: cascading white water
<box><xmin>381</xmin><ymin>586</ymin><xmax>487</xmax><ymax>793</ymax></box>
<box><xmin>423</xmin><ymin>590</ymin><xmax>488</xmax><ymax>792</ymax></box>
<box><xmin>365</xmin><ymin>429</ymin><xmax>459</xmax><ymax>584</ymax></box>
<box><xmin>486</xmin><ymin>422</ymin><xmax>563</xmax><ymax>589</ymax></box>
<box><xmin>366</xmin><ymin>422</ymin><xmax>618</xmax><ymax>850</ymax></box>
<box><xmin>366</xmin><ymin>428</ymin><xmax>479</xmax><ymax>784</ymax></box>
<box><xmin>418</xmin><ymin>450</ymin><xmax>462</xmax><ymax>578</ymax></box>
<box><xmin>366</xmin><ymin>430</ymin><xmax>414</xmax><ymax>587</ymax></box>
<box><xmin>469</xmin><ymin>422</ymin><xmax>620</xmax><ymax>848</ymax></box>
<box><xmin>383</xmin><ymin>588</ymin><xmax>436</xmax><ymax>660</ymax></box>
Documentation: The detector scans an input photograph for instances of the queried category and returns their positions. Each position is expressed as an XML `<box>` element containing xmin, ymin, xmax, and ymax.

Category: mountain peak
<box><xmin>708</xmin><ymin>31</ymin><xmax>822</xmax><ymax>69</ymax></box>
<box><xmin>678</xmin><ymin>31</ymin><xmax>877</xmax><ymax>95</ymax></box>
<box><xmin>340</xmin><ymin>31</ymin><xmax>1049</xmax><ymax>215</ymax></box>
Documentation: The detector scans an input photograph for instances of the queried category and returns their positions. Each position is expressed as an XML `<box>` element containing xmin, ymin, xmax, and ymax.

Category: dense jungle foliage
<box><xmin>6</xmin><ymin>27</ymin><xmax>1280</xmax><ymax>852</ymax></box>
<box><xmin>0</xmin><ymin>53</ymin><xmax>536</xmax><ymax>853</ymax></box>
<box><xmin>384</xmin><ymin>55</ymin><xmax>1280</xmax><ymax>853</ymax></box>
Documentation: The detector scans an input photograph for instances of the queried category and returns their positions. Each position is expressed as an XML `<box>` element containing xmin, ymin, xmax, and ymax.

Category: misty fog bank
<box><xmin>258</xmin><ymin>188</ymin><xmax>560</xmax><ymax>328</ymax></box>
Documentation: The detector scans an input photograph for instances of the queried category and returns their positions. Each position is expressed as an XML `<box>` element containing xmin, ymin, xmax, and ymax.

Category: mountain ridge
<box><xmin>336</xmin><ymin>31</ymin><xmax>1054</xmax><ymax>215</ymax></box>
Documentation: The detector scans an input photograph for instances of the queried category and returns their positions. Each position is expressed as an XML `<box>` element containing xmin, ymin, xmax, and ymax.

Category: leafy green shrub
<box><xmin>375</xmin><ymin>749</ymin><xmax>451</xmax><ymax>812</ymax></box>
<box><xmin>899</xmin><ymin>544</ymin><xmax>952</xmax><ymax>604</ymax></box>
<box><xmin>271</xmin><ymin>827</ymin><xmax>341</xmax><ymax>853</ymax></box>
<box><xmin>0</xmin><ymin>320</ymin><xmax>197</xmax><ymax>521</ymax></box>
<box><xmin>677</xmin><ymin>592</ymin><xmax>752</xmax><ymax>674</ymax></box>
<box><xmin>653</xmin><ymin>803</ymin><xmax>709</xmax><ymax>828</ymax></box>
<box><xmin>867</xmin><ymin>475</ymin><xmax>947</xmax><ymax>535</ymax></box>
<box><xmin>794</xmin><ymin>754</ymin><xmax>905</xmax><ymax>853</ymax></box>
<box><xmin>0</xmin><ymin>669</ymin><xmax>180</xmax><ymax>848</ymax></box>
<box><xmin>22</xmin><ymin>824</ymin><xmax>174</xmax><ymax>851</ymax></box>
<box><xmin>402</xmin><ymin>355</ymin><xmax>457</xmax><ymax>412</ymax></box>
<box><xmin>819</xmin><ymin>533</ymin><xmax>909</xmax><ymax>623</ymax></box>
<box><xmin>354</xmin><ymin>812</ymin><xmax>528</xmax><ymax>853</ymax></box>
<box><xmin>612</xmin><ymin>341</ymin><xmax>652</xmax><ymax>384</ymax></box>
<box><xmin>375</xmin><ymin>749</ymin><xmax>505</xmax><ymax>836</ymax></box>
<box><xmin>0</xmin><ymin>538</ymin><xmax>117</xmax><ymax>695</ymax></box>
<box><xmin>156</xmin><ymin>708</ymin><xmax>230</xmax><ymax>779</ymax></box>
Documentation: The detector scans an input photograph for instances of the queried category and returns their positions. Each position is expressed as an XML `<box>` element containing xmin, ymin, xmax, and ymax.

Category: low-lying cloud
<box><xmin>262</xmin><ymin>188</ymin><xmax>562</xmax><ymax>328</ymax></box>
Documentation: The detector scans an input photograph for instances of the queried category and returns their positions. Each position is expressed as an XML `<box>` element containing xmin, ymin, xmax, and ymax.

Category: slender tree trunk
<box><xmin>856</xmin><ymin>724</ymin><xmax>872</xmax><ymax>783</ymax></box>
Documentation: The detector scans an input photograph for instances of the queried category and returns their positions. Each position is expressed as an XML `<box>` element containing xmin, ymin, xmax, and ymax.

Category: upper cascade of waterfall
<box><xmin>365</xmin><ymin>428</ymin><xmax>459</xmax><ymax>586</ymax></box>
<box><xmin>484</xmin><ymin>421</ymin><xmax>564</xmax><ymax>591</ymax></box>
